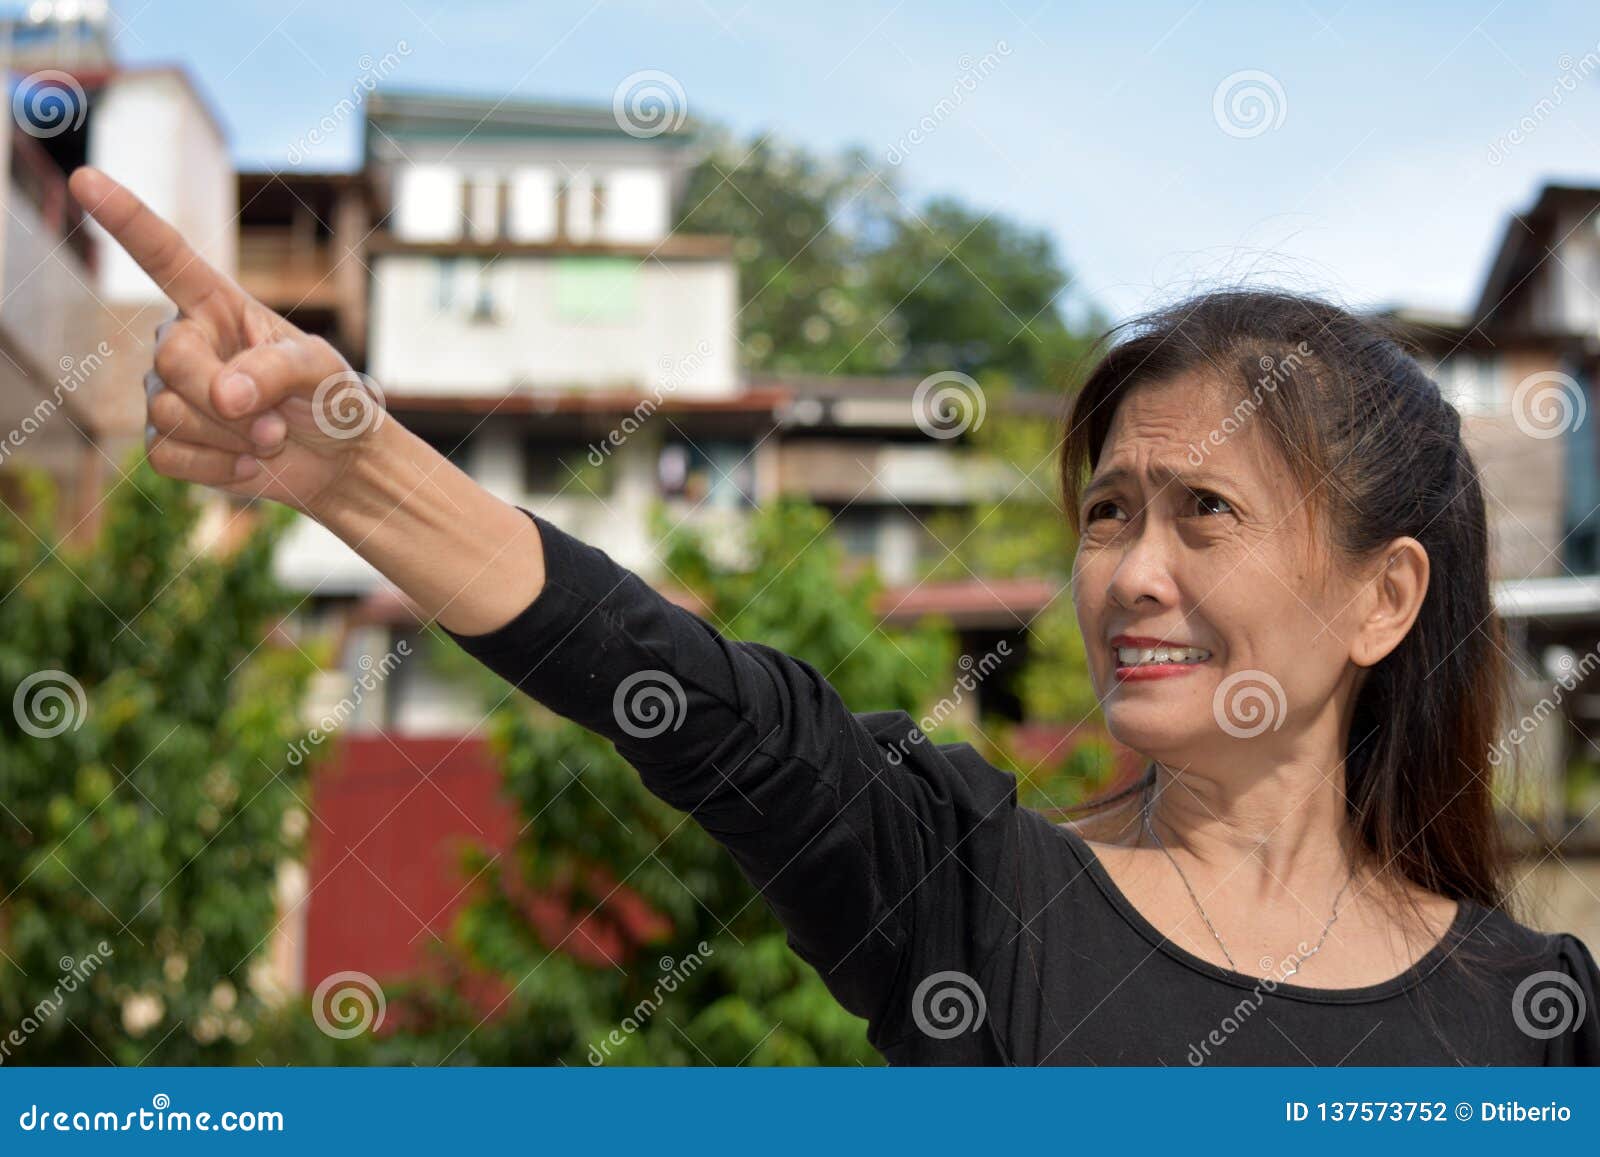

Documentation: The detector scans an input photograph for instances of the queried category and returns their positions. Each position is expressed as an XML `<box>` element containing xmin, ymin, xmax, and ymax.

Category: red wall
<box><xmin>303</xmin><ymin>735</ymin><xmax>515</xmax><ymax>988</ymax></box>
<box><xmin>303</xmin><ymin>734</ymin><xmax>670</xmax><ymax>1005</ymax></box>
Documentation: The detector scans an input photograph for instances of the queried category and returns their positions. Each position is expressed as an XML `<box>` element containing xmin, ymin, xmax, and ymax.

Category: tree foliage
<box><xmin>678</xmin><ymin>131</ymin><xmax>1092</xmax><ymax>385</ymax></box>
<box><xmin>0</xmin><ymin>463</ymin><xmax>315</xmax><ymax>1064</ymax></box>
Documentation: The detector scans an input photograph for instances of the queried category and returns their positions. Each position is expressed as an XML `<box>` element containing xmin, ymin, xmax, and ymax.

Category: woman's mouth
<box><xmin>1110</xmin><ymin>636</ymin><xmax>1212</xmax><ymax>681</ymax></box>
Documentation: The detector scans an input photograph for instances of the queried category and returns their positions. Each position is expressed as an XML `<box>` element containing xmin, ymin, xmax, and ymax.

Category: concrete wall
<box><xmin>368</xmin><ymin>253</ymin><xmax>737</xmax><ymax>395</ymax></box>
<box><xmin>0</xmin><ymin>176</ymin><xmax>104</xmax><ymax>393</ymax></box>
<box><xmin>1451</xmin><ymin>348</ymin><xmax>1569</xmax><ymax>583</ymax></box>
<box><xmin>87</xmin><ymin>70</ymin><xmax>236</xmax><ymax>304</ymax></box>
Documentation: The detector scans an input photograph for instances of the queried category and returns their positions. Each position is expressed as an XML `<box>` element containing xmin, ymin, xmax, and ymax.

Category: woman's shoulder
<box><xmin>1451</xmin><ymin>901</ymin><xmax>1600</xmax><ymax>1001</ymax></box>
<box><xmin>1454</xmin><ymin>904</ymin><xmax>1600</xmax><ymax>1063</ymax></box>
<box><xmin>855</xmin><ymin>708</ymin><xmax>1020</xmax><ymax>808</ymax></box>
<box><xmin>1458</xmin><ymin>901</ymin><xmax>1594</xmax><ymax>959</ymax></box>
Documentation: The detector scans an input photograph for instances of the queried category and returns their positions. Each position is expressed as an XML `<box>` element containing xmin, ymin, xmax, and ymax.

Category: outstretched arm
<box><xmin>71</xmin><ymin>167</ymin><xmax>1018</xmax><ymax>1042</ymax></box>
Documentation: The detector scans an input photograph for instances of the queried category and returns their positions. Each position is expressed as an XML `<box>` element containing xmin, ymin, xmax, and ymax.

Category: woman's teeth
<box><xmin>1115</xmin><ymin>646</ymin><xmax>1211</xmax><ymax>667</ymax></box>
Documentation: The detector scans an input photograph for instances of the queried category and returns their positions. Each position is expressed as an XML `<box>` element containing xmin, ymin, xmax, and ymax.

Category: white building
<box><xmin>256</xmin><ymin>90</ymin><xmax>1042</xmax><ymax>737</ymax></box>
<box><xmin>0</xmin><ymin>2</ymin><xmax>234</xmax><ymax>529</ymax></box>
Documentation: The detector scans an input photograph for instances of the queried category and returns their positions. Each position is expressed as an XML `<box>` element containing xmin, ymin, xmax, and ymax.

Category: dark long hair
<box><xmin>1060</xmin><ymin>289</ymin><xmax>1513</xmax><ymax>912</ymax></box>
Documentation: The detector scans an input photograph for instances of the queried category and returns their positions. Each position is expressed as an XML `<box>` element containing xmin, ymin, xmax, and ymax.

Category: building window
<box><xmin>395</xmin><ymin>165</ymin><xmax>463</xmax><ymax>242</ymax></box>
<box><xmin>433</xmin><ymin>258</ymin><xmax>454</xmax><ymax>311</ymax></box>
<box><xmin>555</xmin><ymin>171</ymin><xmax>604</xmax><ymax>242</ymax></box>
<box><xmin>523</xmin><ymin>436</ymin><xmax>612</xmax><ymax>497</ymax></box>
<box><xmin>552</xmin><ymin>258</ymin><xmax>637</xmax><ymax>322</ymax></box>
<box><xmin>462</xmin><ymin>174</ymin><xmax>509</xmax><ymax>241</ymax></box>
<box><xmin>1563</xmin><ymin>366</ymin><xmax>1600</xmax><ymax>574</ymax></box>
<box><xmin>658</xmin><ymin>440</ymin><xmax>756</xmax><ymax>508</ymax></box>
<box><xmin>833</xmin><ymin>508</ymin><xmax>879</xmax><ymax>561</ymax></box>
<box><xmin>433</xmin><ymin>258</ymin><xmax>502</xmax><ymax>323</ymax></box>
<box><xmin>1431</xmin><ymin>353</ymin><xmax>1503</xmax><ymax>413</ymax></box>
<box><xmin>416</xmin><ymin>428</ymin><xmax>474</xmax><ymax>468</ymax></box>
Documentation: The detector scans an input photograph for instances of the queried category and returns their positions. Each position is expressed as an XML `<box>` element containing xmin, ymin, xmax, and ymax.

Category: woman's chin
<box><xmin>1103</xmin><ymin>702</ymin><xmax>1209</xmax><ymax>762</ymax></box>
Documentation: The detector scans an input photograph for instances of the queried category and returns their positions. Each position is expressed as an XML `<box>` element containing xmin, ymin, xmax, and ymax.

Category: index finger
<box><xmin>69</xmin><ymin>166</ymin><xmax>244</xmax><ymax>319</ymax></box>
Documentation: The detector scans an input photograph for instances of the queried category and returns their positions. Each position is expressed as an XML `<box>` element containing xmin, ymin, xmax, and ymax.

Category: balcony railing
<box><xmin>237</xmin><ymin>229</ymin><xmax>340</xmax><ymax>309</ymax></box>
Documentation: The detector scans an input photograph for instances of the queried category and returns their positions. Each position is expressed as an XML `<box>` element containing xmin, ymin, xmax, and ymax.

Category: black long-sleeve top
<box><xmin>443</xmin><ymin>509</ymin><xmax>1600</xmax><ymax>1065</ymax></box>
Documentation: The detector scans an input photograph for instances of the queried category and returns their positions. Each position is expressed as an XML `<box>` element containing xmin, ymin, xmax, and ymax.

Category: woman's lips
<box><xmin>1109</xmin><ymin>635</ymin><xmax>1212</xmax><ymax>682</ymax></box>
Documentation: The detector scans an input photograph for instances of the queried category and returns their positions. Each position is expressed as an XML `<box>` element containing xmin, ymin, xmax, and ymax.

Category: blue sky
<box><xmin>110</xmin><ymin>0</ymin><xmax>1600</xmax><ymax>322</ymax></box>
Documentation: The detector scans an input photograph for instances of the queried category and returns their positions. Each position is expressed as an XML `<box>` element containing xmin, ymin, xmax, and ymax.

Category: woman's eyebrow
<box><xmin>1083</xmin><ymin>463</ymin><xmax>1243</xmax><ymax>502</ymax></box>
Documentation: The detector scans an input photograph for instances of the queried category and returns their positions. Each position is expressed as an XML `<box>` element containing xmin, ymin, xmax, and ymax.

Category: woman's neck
<box><xmin>1144</xmin><ymin>758</ymin><xmax>1359</xmax><ymax>896</ymax></box>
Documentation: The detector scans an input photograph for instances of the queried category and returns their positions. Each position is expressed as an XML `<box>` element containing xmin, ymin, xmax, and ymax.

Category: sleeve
<box><xmin>1547</xmin><ymin>933</ymin><xmax>1600</xmax><ymax>1066</ymax></box>
<box><xmin>439</xmin><ymin>508</ymin><xmax>1019</xmax><ymax>1039</ymax></box>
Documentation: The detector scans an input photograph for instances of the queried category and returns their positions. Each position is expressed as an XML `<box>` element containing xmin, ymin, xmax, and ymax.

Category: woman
<box><xmin>70</xmin><ymin>167</ymin><xmax>1599</xmax><ymax>1065</ymax></box>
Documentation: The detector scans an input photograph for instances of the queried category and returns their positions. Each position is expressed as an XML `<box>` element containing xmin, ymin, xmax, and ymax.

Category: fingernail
<box><xmin>218</xmin><ymin>372</ymin><xmax>257</xmax><ymax>416</ymax></box>
<box><xmin>233</xmin><ymin>455</ymin><xmax>260</xmax><ymax>480</ymax></box>
<box><xmin>250</xmin><ymin>411</ymin><xmax>286</xmax><ymax>447</ymax></box>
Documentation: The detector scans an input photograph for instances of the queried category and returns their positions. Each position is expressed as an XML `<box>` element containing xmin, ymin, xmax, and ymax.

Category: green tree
<box><xmin>0</xmin><ymin>462</ymin><xmax>316</xmax><ymax>1064</ymax></box>
<box><xmin>679</xmin><ymin>134</ymin><xmax>902</xmax><ymax>374</ymax></box>
<box><xmin>678</xmin><ymin>131</ymin><xmax>1093</xmax><ymax>386</ymax></box>
<box><xmin>868</xmin><ymin>198</ymin><xmax>1088</xmax><ymax>383</ymax></box>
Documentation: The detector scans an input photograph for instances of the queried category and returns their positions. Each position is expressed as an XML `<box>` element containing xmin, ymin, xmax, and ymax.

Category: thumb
<box><xmin>213</xmin><ymin>333</ymin><xmax>345</xmax><ymax>420</ymax></box>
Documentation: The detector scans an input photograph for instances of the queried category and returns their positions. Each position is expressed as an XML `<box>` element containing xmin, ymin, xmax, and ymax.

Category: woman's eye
<box><xmin>1192</xmin><ymin>491</ymin><xmax>1233</xmax><ymax>517</ymax></box>
<box><xmin>1086</xmin><ymin>500</ymin><xmax>1126</xmax><ymax>523</ymax></box>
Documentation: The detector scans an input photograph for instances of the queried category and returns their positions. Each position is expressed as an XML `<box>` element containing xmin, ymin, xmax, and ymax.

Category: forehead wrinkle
<box><xmin>1082</xmin><ymin>459</ymin><xmax>1241</xmax><ymax>498</ymax></box>
<box><xmin>1080</xmin><ymin>370</ymin><xmax>1301</xmax><ymax>517</ymax></box>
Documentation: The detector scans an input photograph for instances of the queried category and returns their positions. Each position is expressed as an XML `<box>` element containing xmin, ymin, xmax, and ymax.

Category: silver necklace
<box><xmin>1139</xmin><ymin>777</ymin><xmax>1354</xmax><ymax>980</ymax></box>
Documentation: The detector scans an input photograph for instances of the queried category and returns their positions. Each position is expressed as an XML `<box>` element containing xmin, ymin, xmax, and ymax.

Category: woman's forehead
<box><xmin>1105</xmin><ymin>371</ymin><xmax>1231</xmax><ymax>432</ymax></box>
<box><xmin>1101</xmin><ymin>375</ymin><xmax>1264</xmax><ymax>457</ymax></box>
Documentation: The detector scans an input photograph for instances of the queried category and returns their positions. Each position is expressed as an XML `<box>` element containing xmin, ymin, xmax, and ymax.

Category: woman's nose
<box><xmin>1105</xmin><ymin>529</ymin><xmax>1179</xmax><ymax>610</ymax></box>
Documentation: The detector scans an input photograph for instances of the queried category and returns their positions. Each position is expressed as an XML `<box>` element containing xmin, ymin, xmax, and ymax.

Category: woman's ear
<box><xmin>1351</xmin><ymin>536</ymin><xmax>1429</xmax><ymax>668</ymax></box>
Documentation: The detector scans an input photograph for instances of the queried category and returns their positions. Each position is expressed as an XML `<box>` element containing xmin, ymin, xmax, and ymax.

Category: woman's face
<box><xmin>1072</xmin><ymin>371</ymin><xmax>1370</xmax><ymax>767</ymax></box>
